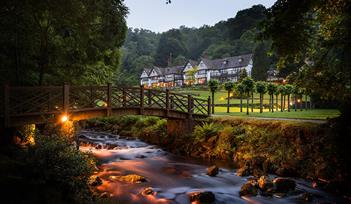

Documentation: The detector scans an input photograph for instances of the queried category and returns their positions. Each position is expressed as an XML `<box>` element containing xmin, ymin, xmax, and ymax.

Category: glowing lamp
<box><xmin>61</xmin><ymin>115</ymin><xmax>69</xmax><ymax>123</ymax></box>
<box><xmin>297</xmin><ymin>99</ymin><xmax>301</xmax><ymax>103</ymax></box>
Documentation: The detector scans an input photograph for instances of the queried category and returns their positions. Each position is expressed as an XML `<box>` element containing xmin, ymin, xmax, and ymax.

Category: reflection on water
<box><xmin>79</xmin><ymin>130</ymin><xmax>347</xmax><ymax>204</ymax></box>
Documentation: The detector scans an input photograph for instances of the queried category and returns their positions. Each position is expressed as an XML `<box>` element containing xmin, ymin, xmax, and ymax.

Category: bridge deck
<box><xmin>1</xmin><ymin>84</ymin><xmax>210</xmax><ymax>127</ymax></box>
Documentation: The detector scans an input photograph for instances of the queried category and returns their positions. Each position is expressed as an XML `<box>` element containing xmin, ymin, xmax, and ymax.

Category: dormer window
<box><xmin>238</xmin><ymin>58</ymin><xmax>243</xmax><ymax>62</ymax></box>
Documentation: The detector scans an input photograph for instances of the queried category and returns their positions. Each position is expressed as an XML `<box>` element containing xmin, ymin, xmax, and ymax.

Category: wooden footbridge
<box><xmin>1</xmin><ymin>84</ymin><xmax>210</xmax><ymax>128</ymax></box>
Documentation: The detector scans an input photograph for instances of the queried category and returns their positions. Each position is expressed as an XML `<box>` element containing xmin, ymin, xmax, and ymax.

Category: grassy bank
<box><xmin>172</xmin><ymin>89</ymin><xmax>339</xmax><ymax>120</ymax></box>
<box><xmin>84</xmin><ymin>115</ymin><xmax>350</xmax><ymax>197</ymax></box>
<box><xmin>213</xmin><ymin>109</ymin><xmax>340</xmax><ymax>120</ymax></box>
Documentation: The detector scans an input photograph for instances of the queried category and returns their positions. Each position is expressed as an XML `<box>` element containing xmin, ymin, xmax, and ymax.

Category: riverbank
<box><xmin>81</xmin><ymin>115</ymin><xmax>351</xmax><ymax>200</ymax></box>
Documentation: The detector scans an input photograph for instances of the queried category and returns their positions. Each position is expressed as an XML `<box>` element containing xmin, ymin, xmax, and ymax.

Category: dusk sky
<box><xmin>124</xmin><ymin>0</ymin><xmax>277</xmax><ymax>33</ymax></box>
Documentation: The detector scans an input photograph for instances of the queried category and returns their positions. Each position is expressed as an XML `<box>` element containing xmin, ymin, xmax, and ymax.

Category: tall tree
<box><xmin>256</xmin><ymin>81</ymin><xmax>267</xmax><ymax>113</ymax></box>
<box><xmin>224</xmin><ymin>81</ymin><xmax>235</xmax><ymax>113</ymax></box>
<box><xmin>278</xmin><ymin>85</ymin><xmax>286</xmax><ymax>112</ymax></box>
<box><xmin>284</xmin><ymin>84</ymin><xmax>294</xmax><ymax>112</ymax></box>
<box><xmin>208</xmin><ymin>80</ymin><xmax>219</xmax><ymax>114</ymax></box>
<box><xmin>241</xmin><ymin>77</ymin><xmax>255</xmax><ymax>115</ymax></box>
<box><xmin>0</xmin><ymin>0</ymin><xmax>128</xmax><ymax>86</ymax></box>
<box><xmin>262</xmin><ymin>0</ymin><xmax>351</xmax><ymax>118</ymax></box>
<box><xmin>236</xmin><ymin>83</ymin><xmax>245</xmax><ymax>112</ymax></box>
<box><xmin>252</xmin><ymin>41</ymin><xmax>272</xmax><ymax>80</ymax></box>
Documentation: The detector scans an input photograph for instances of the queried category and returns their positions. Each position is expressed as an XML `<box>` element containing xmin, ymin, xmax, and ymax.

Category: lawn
<box><xmin>213</xmin><ymin>107</ymin><xmax>340</xmax><ymax>120</ymax></box>
<box><xmin>172</xmin><ymin>88</ymin><xmax>340</xmax><ymax>120</ymax></box>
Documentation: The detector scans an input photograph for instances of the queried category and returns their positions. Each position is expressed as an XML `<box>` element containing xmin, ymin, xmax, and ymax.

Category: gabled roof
<box><xmin>164</xmin><ymin>65</ymin><xmax>184</xmax><ymax>75</ymax></box>
<box><xmin>141</xmin><ymin>68</ymin><xmax>152</xmax><ymax>78</ymax></box>
<box><xmin>187</xmin><ymin>60</ymin><xmax>198</xmax><ymax>67</ymax></box>
<box><xmin>201</xmin><ymin>54</ymin><xmax>253</xmax><ymax>70</ymax></box>
<box><xmin>151</xmin><ymin>66</ymin><xmax>165</xmax><ymax>76</ymax></box>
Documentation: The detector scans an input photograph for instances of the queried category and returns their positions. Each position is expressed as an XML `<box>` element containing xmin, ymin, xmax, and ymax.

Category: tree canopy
<box><xmin>0</xmin><ymin>0</ymin><xmax>128</xmax><ymax>85</ymax></box>
<box><xmin>262</xmin><ymin>0</ymin><xmax>351</xmax><ymax>116</ymax></box>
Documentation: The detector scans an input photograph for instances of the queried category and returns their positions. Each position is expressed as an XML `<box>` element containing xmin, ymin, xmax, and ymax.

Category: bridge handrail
<box><xmin>2</xmin><ymin>84</ymin><xmax>210</xmax><ymax>126</ymax></box>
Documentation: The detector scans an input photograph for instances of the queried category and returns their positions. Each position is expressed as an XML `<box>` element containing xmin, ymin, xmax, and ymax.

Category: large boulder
<box><xmin>258</xmin><ymin>176</ymin><xmax>273</xmax><ymax>191</ymax></box>
<box><xmin>189</xmin><ymin>191</ymin><xmax>215</xmax><ymax>204</ymax></box>
<box><xmin>207</xmin><ymin>165</ymin><xmax>219</xmax><ymax>177</ymax></box>
<box><xmin>239</xmin><ymin>180</ymin><xmax>258</xmax><ymax>197</ymax></box>
<box><xmin>273</xmin><ymin>178</ymin><xmax>296</xmax><ymax>193</ymax></box>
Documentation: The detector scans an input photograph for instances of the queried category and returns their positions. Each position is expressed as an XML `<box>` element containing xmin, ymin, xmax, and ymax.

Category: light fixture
<box><xmin>61</xmin><ymin>115</ymin><xmax>69</xmax><ymax>123</ymax></box>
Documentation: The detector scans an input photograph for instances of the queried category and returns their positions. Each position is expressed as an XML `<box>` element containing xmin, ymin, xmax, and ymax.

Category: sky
<box><xmin>124</xmin><ymin>0</ymin><xmax>277</xmax><ymax>33</ymax></box>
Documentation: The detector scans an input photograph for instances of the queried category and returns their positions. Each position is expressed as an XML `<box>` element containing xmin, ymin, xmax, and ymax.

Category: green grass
<box><xmin>172</xmin><ymin>88</ymin><xmax>339</xmax><ymax>120</ymax></box>
<box><xmin>213</xmin><ymin>107</ymin><xmax>340</xmax><ymax>120</ymax></box>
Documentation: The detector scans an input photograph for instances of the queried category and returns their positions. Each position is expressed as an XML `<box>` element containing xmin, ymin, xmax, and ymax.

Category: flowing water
<box><xmin>79</xmin><ymin>130</ymin><xmax>348</xmax><ymax>204</ymax></box>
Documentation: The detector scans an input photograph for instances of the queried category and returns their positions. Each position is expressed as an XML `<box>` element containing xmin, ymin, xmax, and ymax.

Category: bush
<box><xmin>193</xmin><ymin>122</ymin><xmax>222</xmax><ymax>141</ymax></box>
<box><xmin>1</xmin><ymin>134</ymin><xmax>96</xmax><ymax>203</ymax></box>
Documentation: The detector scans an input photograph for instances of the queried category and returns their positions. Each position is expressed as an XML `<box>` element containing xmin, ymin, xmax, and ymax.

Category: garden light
<box><xmin>61</xmin><ymin>114</ymin><xmax>69</xmax><ymax>123</ymax></box>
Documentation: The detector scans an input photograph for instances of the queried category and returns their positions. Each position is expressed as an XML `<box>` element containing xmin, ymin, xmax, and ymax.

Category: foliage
<box><xmin>255</xmin><ymin>81</ymin><xmax>267</xmax><ymax>94</ymax></box>
<box><xmin>224</xmin><ymin>81</ymin><xmax>235</xmax><ymax>92</ymax></box>
<box><xmin>239</xmin><ymin>69</ymin><xmax>248</xmax><ymax>82</ymax></box>
<box><xmin>262</xmin><ymin>0</ymin><xmax>351</xmax><ymax>117</ymax></box>
<box><xmin>278</xmin><ymin>85</ymin><xmax>287</xmax><ymax>95</ymax></box>
<box><xmin>208</xmin><ymin>80</ymin><xmax>219</xmax><ymax>93</ymax></box>
<box><xmin>0</xmin><ymin>0</ymin><xmax>128</xmax><ymax>85</ymax></box>
<box><xmin>236</xmin><ymin>83</ymin><xmax>245</xmax><ymax>95</ymax></box>
<box><xmin>267</xmin><ymin>83</ymin><xmax>277</xmax><ymax>95</ymax></box>
<box><xmin>193</xmin><ymin>122</ymin><xmax>222</xmax><ymax>141</ymax></box>
<box><xmin>284</xmin><ymin>84</ymin><xmax>295</xmax><ymax>96</ymax></box>
<box><xmin>241</xmin><ymin>77</ymin><xmax>255</xmax><ymax>95</ymax></box>
<box><xmin>252</xmin><ymin>41</ymin><xmax>273</xmax><ymax>80</ymax></box>
<box><xmin>0</xmin><ymin>134</ymin><xmax>96</xmax><ymax>203</ymax></box>
<box><xmin>185</xmin><ymin>66</ymin><xmax>198</xmax><ymax>86</ymax></box>
<box><xmin>120</xmin><ymin>5</ymin><xmax>275</xmax><ymax>85</ymax></box>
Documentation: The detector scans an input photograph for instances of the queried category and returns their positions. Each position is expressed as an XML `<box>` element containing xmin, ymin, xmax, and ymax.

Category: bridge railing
<box><xmin>2</xmin><ymin>84</ymin><xmax>210</xmax><ymax>126</ymax></box>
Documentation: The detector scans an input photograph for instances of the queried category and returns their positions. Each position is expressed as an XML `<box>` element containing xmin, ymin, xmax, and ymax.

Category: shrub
<box><xmin>25</xmin><ymin>134</ymin><xmax>96</xmax><ymax>202</ymax></box>
<box><xmin>213</xmin><ymin>126</ymin><xmax>236</xmax><ymax>159</ymax></box>
<box><xmin>193</xmin><ymin>122</ymin><xmax>222</xmax><ymax>141</ymax></box>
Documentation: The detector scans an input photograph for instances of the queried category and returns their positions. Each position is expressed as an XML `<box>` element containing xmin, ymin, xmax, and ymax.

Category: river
<box><xmin>79</xmin><ymin>130</ymin><xmax>347</xmax><ymax>204</ymax></box>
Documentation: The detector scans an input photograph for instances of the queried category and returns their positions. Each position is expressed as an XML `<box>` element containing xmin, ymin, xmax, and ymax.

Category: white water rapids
<box><xmin>79</xmin><ymin>130</ymin><xmax>348</xmax><ymax>204</ymax></box>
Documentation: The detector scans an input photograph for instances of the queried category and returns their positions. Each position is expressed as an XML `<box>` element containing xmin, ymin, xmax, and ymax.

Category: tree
<box><xmin>267</xmin><ymin>83</ymin><xmax>277</xmax><ymax>112</ymax></box>
<box><xmin>278</xmin><ymin>85</ymin><xmax>286</xmax><ymax>112</ymax></box>
<box><xmin>274</xmin><ymin>86</ymin><xmax>280</xmax><ymax>112</ymax></box>
<box><xmin>236</xmin><ymin>83</ymin><xmax>245</xmax><ymax>112</ymax></box>
<box><xmin>185</xmin><ymin>66</ymin><xmax>198</xmax><ymax>86</ymax></box>
<box><xmin>284</xmin><ymin>84</ymin><xmax>294</xmax><ymax>112</ymax></box>
<box><xmin>154</xmin><ymin>29</ymin><xmax>187</xmax><ymax>67</ymax></box>
<box><xmin>208</xmin><ymin>80</ymin><xmax>219</xmax><ymax>114</ymax></box>
<box><xmin>0</xmin><ymin>0</ymin><xmax>128</xmax><ymax>86</ymax></box>
<box><xmin>241</xmin><ymin>77</ymin><xmax>255</xmax><ymax>115</ymax></box>
<box><xmin>224</xmin><ymin>81</ymin><xmax>235</xmax><ymax>113</ymax></box>
<box><xmin>238</xmin><ymin>69</ymin><xmax>248</xmax><ymax>82</ymax></box>
<box><xmin>256</xmin><ymin>81</ymin><xmax>267</xmax><ymax>113</ymax></box>
<box><xmin>252</xmin><ymin>42</ymin><xmax>272</xmax><ymax>80</ymax></box>
<box><xmin>262</xmin><ymin>0</ymin><xmax>351</xmax><ymax>119</ymax></box>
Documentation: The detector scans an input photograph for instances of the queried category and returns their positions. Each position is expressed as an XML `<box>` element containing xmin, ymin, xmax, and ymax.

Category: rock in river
<box><xmin>239</xmin><ymin>180</ymin><xmax>258</xmax><ymax>197</ymax></box>
<box><xmin>273</xmin><ymin>177</ymin><xmax>296</xmax><ymax>193</ymax></box>
<box><xmin>189</xmin><ymin>191</ymin><xmax>215</xmax><ymax>204</ymax></box>
<box><xmin>116</xmin><ymin>174</ymin><xmax>147</xmax><ymax>183</ymax></box>
<box><xmin>258</xmin><ymin>176</ymin><xmax>273</xmax><ymax>191</ymax></box>
<box><xmin>207</xmin><ymin>165</ymin><xmax>219</xmax><ymax>177</ymax></box>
